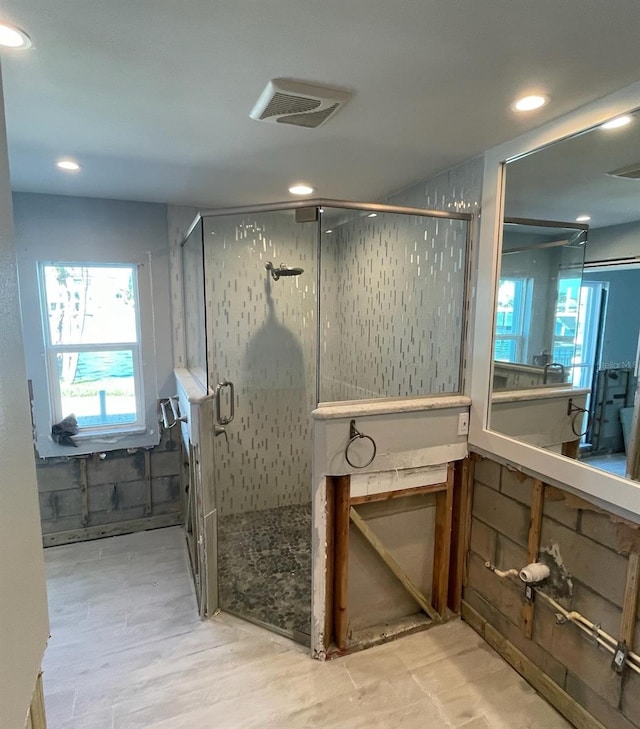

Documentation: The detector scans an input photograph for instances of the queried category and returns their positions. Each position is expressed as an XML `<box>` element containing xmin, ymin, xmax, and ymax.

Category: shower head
<box><xmin>265</xmin><ymin>261</ymin><xmax>304</xmax><ymax>281</ymax></box>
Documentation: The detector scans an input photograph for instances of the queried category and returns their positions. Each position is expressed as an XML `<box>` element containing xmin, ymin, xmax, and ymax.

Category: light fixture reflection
<box><xmin>56</xmin><ymin>159</ymin><xmax>81</xmax><ymax>172</ymax></box>
<box><xmin>288</xmin><ymin>184</ymin><xmax>315</xmax><ymax>195</ymax></box>
<box><xmin>512</xmin><ymin>95</ymin><xmax>548</xmax><ymax>112</ymax></box>
<box><xmin>601</xmin><ymin>116</ymin><xmax>632</xmax><ymax>130</ymax></box>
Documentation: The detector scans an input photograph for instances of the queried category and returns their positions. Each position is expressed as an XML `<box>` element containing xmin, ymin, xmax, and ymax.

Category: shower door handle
<box><xmin>215</xmin><ymin>380</ymin><xmax>235</xmax><ymax>425</ymax></box>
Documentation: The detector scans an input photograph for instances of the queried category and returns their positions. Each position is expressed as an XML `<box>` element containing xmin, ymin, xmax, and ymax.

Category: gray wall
<box><xmin>13</xmin><ymin>192</ymin><xmax>183</xmax><ymax>543</ymax></box>
<box><xmin>584</xmin><ymin>268</ymin><xmax>640</xmax><ymax>368</ymax></box>
<box><xmin>0</xmin><ymin>72</ymin><xmax>49</xmax><ymax>729</ymax></box>
<box><xmin>13</xmin><ymin>192</ymin><xmax>174</xmax><ymax>457</ymax></box>
<box><xmin>586</xmin><ymin>219</ymin><xmax>640</xmax><ymax>263</ymax></box>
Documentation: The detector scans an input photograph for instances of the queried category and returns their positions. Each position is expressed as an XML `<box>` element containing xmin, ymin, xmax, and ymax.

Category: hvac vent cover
<box><xmin>250</xmin><ymin>79</ymin><xmax>351</xmax><ymax>129</ymax></box>
<box><xmin>607</xmin><ymin>162</ymin><xmax>640</xmax><ymax>180</ymax></box>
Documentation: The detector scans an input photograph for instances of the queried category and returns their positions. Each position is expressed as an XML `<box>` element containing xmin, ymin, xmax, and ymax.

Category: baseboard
<box><xmin>42</xmin><ymin>513</ymin><xmax>182</xmax><ymax>547</ymax></box>
<box><xmin>461</xmin><ymin>600</ymin><xmax>606</xmax><ymax>729</ymax></box>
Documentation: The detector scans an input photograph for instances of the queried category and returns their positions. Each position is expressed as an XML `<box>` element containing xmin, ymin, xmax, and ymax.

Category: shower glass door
<box><xmin>202</xmin><ymin>210</ymin><xmax>317</xmax><ymax>642</ymax></box>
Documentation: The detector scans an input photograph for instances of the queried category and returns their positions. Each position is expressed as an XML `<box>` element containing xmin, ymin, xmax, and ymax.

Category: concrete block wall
<box><xmin>37</xmin><ymin>426</ymin><xmax>182</xmax><ymax>546</ymax></box>
<box><xmin>464</xmin><ymin>456</ymin><xmax>640</xmax><ymax>729</ymax></box>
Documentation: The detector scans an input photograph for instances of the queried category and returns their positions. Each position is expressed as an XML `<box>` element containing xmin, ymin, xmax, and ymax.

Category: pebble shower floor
<box><xmin>217</xmin><ymin>503</ymin><xmax>312</xmax><ymax>640</ymax></box>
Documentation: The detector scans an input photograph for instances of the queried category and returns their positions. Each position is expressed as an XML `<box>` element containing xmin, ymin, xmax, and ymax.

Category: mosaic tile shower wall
<box><xmin>203</xmin><ymin>212</ymin><xmax>317</xmax><ymax>516</ymax></box>
<box><xmin>319</xmin><ymin>211</ymin><xmax>469</xmax><ymax>402</ymax></box>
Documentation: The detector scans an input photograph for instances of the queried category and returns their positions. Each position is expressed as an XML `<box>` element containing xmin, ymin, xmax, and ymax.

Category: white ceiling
<box><xmin>2</xmin><ymin>0</ymin><xmax>640</xmax><ymax>209</ymax></box>
<box><xmin>505</xmin><ymin>108</ymin><xmax>640</xmax><ymax>229</ymax></box>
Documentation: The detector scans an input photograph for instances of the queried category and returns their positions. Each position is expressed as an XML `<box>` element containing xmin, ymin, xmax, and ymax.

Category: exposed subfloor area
<box><xmin>217</xmin><ymin>503</ymin><xmax>312</xmax><ymax>638</ymax></box>
<box><xmin>43</xmin><ymin>526</ymin><xmax>573</xmax><ymax>729</ymax></box>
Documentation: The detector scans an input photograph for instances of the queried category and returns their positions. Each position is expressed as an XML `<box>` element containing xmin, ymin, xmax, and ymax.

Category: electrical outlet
<box><xmin>457</xmin><ymin>412</ymin><xmax>469</xmax><ymax>436</ymax></box>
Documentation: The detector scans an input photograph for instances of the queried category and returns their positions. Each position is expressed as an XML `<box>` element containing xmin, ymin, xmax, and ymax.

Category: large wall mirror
<box><xmin>489</xmin><ymin>107</ymin><xmax>640</xmax><ymax>481</ymax></box>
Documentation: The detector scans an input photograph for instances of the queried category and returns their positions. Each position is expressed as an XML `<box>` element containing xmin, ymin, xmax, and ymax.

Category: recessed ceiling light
<box><xmin>0</xmin><ymin>22</ymin><xmax>32</xmax><ymax>49</ymax></box>
<box><xmin>600</xmin><ymin>115</ymin><xmax>632</xmax><ymax>130</ymax></box>
<box><xmin>576</xmin><ymin>215</ymin><xmax>591</xmax><ymax>223</ymax></box>
<box><xmin>288</xmin><ymin>184</ymin><xmax>314</xmax><ymax>195</ymax></box>
<box><xmin>367</xmin><ymin>213</ymin><xmax>377</xmax><ymax>218</ymax></box>
<box><xmin>325</xmin><ymin>229</ymin><xmax>333</xmax><ymax>234</ymax></box>
<box><xmin>56</xmin><ymin>159</ymin><xmax>81</xmax><ymax>172</ymax></box>
<box><xmin>512</xmin><ymin>95</ymin><xmax>548</xmax><ymax>112</ymax></box>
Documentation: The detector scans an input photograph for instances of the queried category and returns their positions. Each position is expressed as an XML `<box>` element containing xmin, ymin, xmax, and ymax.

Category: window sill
<box><xmin>36</xmin><ymin>426</ymin><xmax>160</xmax><ymax>459</ymax></box>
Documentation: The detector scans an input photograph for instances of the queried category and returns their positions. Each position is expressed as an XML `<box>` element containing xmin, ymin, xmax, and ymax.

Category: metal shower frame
<box><xmin>181</xmin><ymin>198</ymin><xmax>474</xmax><ymax>405</ymax></box>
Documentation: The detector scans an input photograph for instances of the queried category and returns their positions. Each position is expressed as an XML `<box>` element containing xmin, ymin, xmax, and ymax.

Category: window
<box><xmin>40</xmin><ymin>263</ymin><xmax>144</xmax><ymax>434</ymax></box>
<box><xmin>494</xmin><ymin>277</ymin><xmax>532</xmax><ymax>362</ymax></box>
<box><xmin>551</xmin><ymin>277</ymin><xmax>581</xmax><ymax>371</ymax></box>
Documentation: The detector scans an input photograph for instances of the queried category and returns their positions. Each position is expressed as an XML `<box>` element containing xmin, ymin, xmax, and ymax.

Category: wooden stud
<box><xmin>620</xmin><ymin>551</ymin><xmax>640</xmax><ymax>647</ymax></box>
<box><xmin>448</xmin><ymin>457</ymin><xmax>474</xmax><ymax>613</ymax></box>
<box><xmin>144</xmin><ymin>450</ymin><xmax>153</xmax><ymax>517</ymax></box>
<box><xmin>349</xmin><ymin>482</ymin><xmax>447</xmax><ymax>506</ymax></box>
<box><xmin>522</xmin><ymin>479</ymin><xmax>544</xmax><ymax>639</ymax></box>
<box><xmin>324</xmin><ymin>477</ymin><xmax>336</xmax><ymax>650</ymax></box>
<box><xmin>28</xmin><ymin>672</ymin><xmax>47</xmax><ymax>729</ymax></box>
<box><xmin>432</xmin><ymin>463</ymin><xmax>455</xmax><ymax>617</ymax></box>
<box><xmin>79</xmin><ymin>457</ymin><xmax>89</xmax><ymax>527</ymax></box>
<box><xmin>333</xmin><ymin>475</ymin><xmax>351</xmax><ymax>651</ymax></box>
<box><xmin>349</xmin><ymin>506</ymin><xmax>440</xmax><ymax>623</ymax></box>
<box><xmin>561</xmin><ymin>439</ymin><xmax>580</xmax><ymax>459</ymax></box>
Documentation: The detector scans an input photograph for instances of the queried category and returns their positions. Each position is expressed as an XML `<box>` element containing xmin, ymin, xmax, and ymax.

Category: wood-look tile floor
<box><xmin>42</xmin><ymin>526</ymin><xmax>572</xmax><ymax>729</ymax></box>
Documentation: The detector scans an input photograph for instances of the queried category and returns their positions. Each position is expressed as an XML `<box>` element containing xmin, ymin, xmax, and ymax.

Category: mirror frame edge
<box><xmin>468</xmin><ymin>80</ymin><xmax>640</xmax><ymax>521</ymax></box>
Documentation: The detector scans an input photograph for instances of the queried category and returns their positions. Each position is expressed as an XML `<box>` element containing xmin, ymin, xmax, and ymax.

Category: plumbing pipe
<box><xmin>483</xmin><ymin>561</ymin><xmax>640</xmax><ymax>673</ymax></box>
<box><xmin>485</xmin><ymin>562</ymin><xmax>519</xmax><ymax>579</ymax></box>
<box><xmin>534</xmin><ymin>589</ymin><xmax>640</xmax><ymax>674</ymax></box>
<box><xmin>519</xmin><ymin>562</ymin><xmax>551</xmax><ymax>584</ymax></box>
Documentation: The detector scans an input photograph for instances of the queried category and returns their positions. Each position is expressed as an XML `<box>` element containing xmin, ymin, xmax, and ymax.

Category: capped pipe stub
<box><xmin>519</xmin><ymin>562</ymin><xmax>550</xmax><ymax>584</ymax></box>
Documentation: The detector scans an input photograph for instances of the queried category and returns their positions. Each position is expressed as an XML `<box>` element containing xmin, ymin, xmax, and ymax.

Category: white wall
<box><xmin>0</xmin><ymin>68</ymin><xmax>49</xmax><ymax>729</ymax></box>
<box><xmin>13</xmin><ymin>193</ymin><xmax>174</xmax><ymax>457</ymax></box>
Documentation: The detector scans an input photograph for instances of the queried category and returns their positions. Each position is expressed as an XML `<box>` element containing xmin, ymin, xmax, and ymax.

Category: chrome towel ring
<box><xmin>345</xmin><ymin>419</ymin><xmax>377</xmax><ymax>469</ymax></box>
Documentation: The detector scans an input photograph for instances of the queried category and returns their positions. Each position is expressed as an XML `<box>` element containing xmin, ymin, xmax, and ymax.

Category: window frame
<box><xmin>494</xmin><ymin>276</ymin><xmax>533</xmax><ymax>363</ymax></box>
<box><xmin>27</xmin><ymin>254</ymin><xmax>160</xmax><ymax>458</ymax></box>
<box><xmin>39</xmin><ymin>262</ymin><xmax>146</xmax><ymax>435</ymax></box>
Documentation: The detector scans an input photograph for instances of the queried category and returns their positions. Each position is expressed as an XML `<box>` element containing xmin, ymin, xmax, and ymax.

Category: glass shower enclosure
<box><xmin>181</xmin><ymin>201</ymin><xmax>471</xmax><ymax>644</ymax></box>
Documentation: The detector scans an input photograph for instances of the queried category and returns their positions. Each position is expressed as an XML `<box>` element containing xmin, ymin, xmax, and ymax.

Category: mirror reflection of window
<box><xmin>494</xmin><ymin>277</ymin><xmax>532</xmax><ymax>363</ymax></box>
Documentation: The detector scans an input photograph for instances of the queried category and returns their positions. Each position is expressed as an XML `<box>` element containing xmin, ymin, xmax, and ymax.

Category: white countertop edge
<box><xmin>492</xmin><ymin>386</ymin><xmax>591</xmax><ymax>404</ymax></box>
<box><xmin>312</xmin><ymin>395</ymin><xmax>471</xmax><ymax>420</ymax></box>
<box><xmin>174</xmin><ymin>367</ymin><xmax>210</xmax><ymax>403</ymax></box>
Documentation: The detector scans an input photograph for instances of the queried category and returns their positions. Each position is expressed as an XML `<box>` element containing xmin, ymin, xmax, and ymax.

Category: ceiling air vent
<box><xmin>250</xmin><ymin>79</ymin><xmax>351</xmax><ymax>129</ymax></box>
<box><xmin>607</xmin><ymin>162</ymin><xmax>640</xmax><ymax>180</ymax></box>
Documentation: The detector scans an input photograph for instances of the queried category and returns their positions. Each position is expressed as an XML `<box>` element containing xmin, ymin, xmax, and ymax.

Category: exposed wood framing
<box><xmin>561</xmin><ymin>439</ymin><xmax>580</xmax><ymax>459</ymax></box>
<box><xmin>449</xmin><ymin>457</ymin><xmax>474</xmax><ymax>613</ymax></box>
<box><xmin>432</xmin><ymin>463</ymin><xmax>455</xmax><ymax>616</ymax></box>
<box><xmin>324</xmin><ymin>477</ymin><xmax>336</xmax><ymax>650</ymax></box>
<box><xmin>620</xmin><ymin>551</ymin><xmax>640</xmax><ymax>647</ymax></box>
<box><xmin>333</xmin><ymin>475</ymin><xmax>351</xmax><ymax>651</ymax></box>
<box><xmin>143</xmin><ymin>449</ymin><xmax>152</xmax><ymax>516</ymax></box>
<box><xmin>79</xmin><ymin>457</ymin><xmax>89</xmax><ymax>527</ymax></box>
<box><xmin>42</xmin><ymin>513</ymin><xmax>182</xmax><ymax>547</ymax></box>
<box><xmin>27</xmin><ymin>672</ymin><xmax>47</xmax><ymax>729</ymax></box>
<box><xmin>522</xmin><ymin>479</ymin><xmax>545</xmax><ymax>639</ymax></box>
<box><xmin>349</xmin><ymin>506</ymin><xmax>440</xmax><ymax>623</ymax></box>
<box><xmin>349</xmin><ymin>481</ymin><xmax>447</xmax><ymax>506</ymax></box>
<box><xmin>462</xmin><ymin>601</ymin><xmax>607</xmax><ymax>729</ymax></box>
